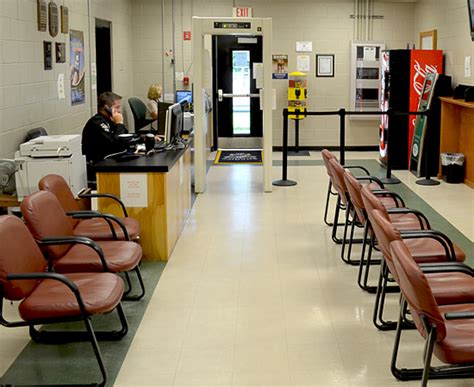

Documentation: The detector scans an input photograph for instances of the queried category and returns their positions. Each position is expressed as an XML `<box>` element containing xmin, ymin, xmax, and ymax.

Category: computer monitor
<box><xmin>176</xmin><ymin>90</ymin><xmax>193</xmax><ymax>112</ymax></box>
<box><xmin>156</xmin><ymin>101</ymin><xmax>173</xmax><ymax>136</ymax></box>
<box><xmin>164</xmin><ymin>103</ymin><xmax>183</xmax><ymax>144</ymax></box>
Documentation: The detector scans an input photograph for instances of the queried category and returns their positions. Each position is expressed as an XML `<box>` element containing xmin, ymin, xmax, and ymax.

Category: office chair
<box><xmin>128</xmin><ymin>97</ymin><xmax>153</xmax><ymax>132</ymax></box>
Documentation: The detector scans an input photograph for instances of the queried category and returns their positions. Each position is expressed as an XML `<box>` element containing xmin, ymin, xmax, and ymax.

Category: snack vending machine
<box><xmin>379</xmin><ymin>49</ymin><xmax>443</xmax><ymax>170</ymax></box>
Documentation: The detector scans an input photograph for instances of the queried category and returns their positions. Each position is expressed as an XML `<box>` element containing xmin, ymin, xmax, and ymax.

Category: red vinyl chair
<box><xmin>0</xmin><ymin>215</ymin><xmax>128</xmax><ymax>386</ymax></box>
<box><xmin>369</xmin><ymin>208</ymin><xmax>467</xmax><ymax>331</ymax></box>
<box><xmin>38</xmin><ymin>174</ymin><xmax>140</xmax><ymax>241</ymax></box>
<box><xmin>390</xmin><ymin>240</ymin><xmax>474</xmax><ymax>386</ymax></box>
<box><xmin>21</xmin><ymin>191</ymin><xmax>145</xmax><ymax>301</ymax></box>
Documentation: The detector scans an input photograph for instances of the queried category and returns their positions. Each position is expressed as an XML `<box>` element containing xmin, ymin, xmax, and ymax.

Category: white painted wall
<box><xmin>0</xmin><ymin>0</ymin><xmax>133</xmax><ymax>159</ymax></box>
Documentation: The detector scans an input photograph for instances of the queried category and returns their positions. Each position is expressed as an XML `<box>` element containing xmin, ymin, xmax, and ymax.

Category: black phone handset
<box><xmin>104</xmin><ymin>105</ymin><xmax>113</xmax><ymax>117</ymax></box>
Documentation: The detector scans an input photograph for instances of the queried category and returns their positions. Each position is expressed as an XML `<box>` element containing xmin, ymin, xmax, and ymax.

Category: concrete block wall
<box><xmin>415</xmin><ymin>0</ymin><xmax>474</xmax><ymax>87</ymax></box>
<box><xmin>0</xmin><ymin>0</ymin><xmax>133</xmax><ymax>159</ymax></box>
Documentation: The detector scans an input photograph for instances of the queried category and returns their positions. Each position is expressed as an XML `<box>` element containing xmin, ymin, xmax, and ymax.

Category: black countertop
<box><xmin>93</xmin><ymin>143</ymin><xmax>189</xmax><ymax>173</ymax></box>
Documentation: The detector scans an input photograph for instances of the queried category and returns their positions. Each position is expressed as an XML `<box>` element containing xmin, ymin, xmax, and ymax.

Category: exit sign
<box><xmin>233</xmin><ymin>7</ymin><xmax>253</xmax><ymax>18</ymax></box>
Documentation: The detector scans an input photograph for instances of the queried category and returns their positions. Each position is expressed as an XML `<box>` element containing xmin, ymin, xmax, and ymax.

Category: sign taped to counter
<box><xmin>120</xmin><ymin>173</ymin><xmax>148</xmax><ymax>207</ymax></box>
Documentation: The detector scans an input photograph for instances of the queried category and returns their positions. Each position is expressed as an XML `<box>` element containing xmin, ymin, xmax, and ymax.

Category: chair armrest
<box><xmin>355</xmin><ymin>176</ymin><xmax>385</xmax><ymax>189</ymax></box>
<box><xmin>445</xmin><ymin>311</ymin><xmax>474</xmax><ymax>320</ymax></box>
<box><xmin>38</xmin><ymin>236</ymin><xmax>109</xmax><ymax>271</ymax></box>
<box><xmin>387</xmin><ymin>207</ymin><xmax>430</xmax><ymax>229</ymax></box>
<box><xmin>419</xmin><ymin>262</ymin><xmax>473</xmax><ymax>276</ymax></box>
<box><xmin>343</xmin><ymin>165</ymin><xmax>371</xmax><ymax>175</ymax></box>
<box><xmin>371</xmin><ymin>190</ymin><xmax>406</xmax><ymax>207</ymax></box>
<box><xmin>6</xmin><ymin>272</ymin><xmax>89</xmax><ymax>317</ymax></box>
<box><xmin>65</xmin><ymin>211</ymin><xmax>129</xmax><ymax>240</ymax></box>
<box><xmin>78</xmin><ymin>193</ymin><xmax>128</xmax><ymax>217</ymax></box>
<box><xmin>399</xmin><ymin>229</ymin><xmax>457</xmax><ymax>261</ymax></box>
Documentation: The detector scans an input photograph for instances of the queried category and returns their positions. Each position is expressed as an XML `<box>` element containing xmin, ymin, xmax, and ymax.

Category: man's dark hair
<box><xmin>98</xmin><ymin>92</ymin><xmax>122</xmax><ymax>109</ymax></box>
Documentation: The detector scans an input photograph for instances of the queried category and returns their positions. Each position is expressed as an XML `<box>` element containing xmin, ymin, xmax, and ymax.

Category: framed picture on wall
<box><xmin>419</xmin><ymin>29</ymin><xmax>437</xmax><ymax>49</ymax></box>
<box><xmin>316</xmin><ymin>54</ymin><xmax>334</xmax><ymax>77</ymax></box>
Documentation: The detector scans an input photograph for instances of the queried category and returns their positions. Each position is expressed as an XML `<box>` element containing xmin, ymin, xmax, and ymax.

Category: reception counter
<box><xmin>438</xmin><ymin>97</ymin><xmax>474</xmax><ymax>188</ymax></box>
<box><xmin>94</xmin><ymin>144</ymin><xmax>192</xmax><ymax>261</ymax></box>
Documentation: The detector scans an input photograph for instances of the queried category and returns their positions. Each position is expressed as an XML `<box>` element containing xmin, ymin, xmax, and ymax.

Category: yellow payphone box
<box><xmin>288</xmin><ymin>72</ymin><xmax>307</xmax><ymax>120</ymax></box>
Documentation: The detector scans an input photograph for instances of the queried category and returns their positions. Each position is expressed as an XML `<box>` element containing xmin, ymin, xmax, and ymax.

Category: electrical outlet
<box><xmin>465</xmin><ymin>56</ymin><xmax>472</xmax><ymax>78</ymax></box>
<box><xmin>175</xmin><ymin>72</ymin><xmax>184</xmax><ymax>81</ymax></box>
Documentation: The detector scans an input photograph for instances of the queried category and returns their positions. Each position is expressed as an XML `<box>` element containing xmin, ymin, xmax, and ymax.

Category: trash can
<box><xmin>441</xmin><ymin>153</ymin><xmax>465</xmax><ymax>184</ymax></box>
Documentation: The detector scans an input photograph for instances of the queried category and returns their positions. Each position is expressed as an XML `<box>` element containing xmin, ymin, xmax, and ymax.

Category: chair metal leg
<box><xmin>323</xmin><ymin>180</ymin><xmax>333</xmax><ymax>226</ymax></box>
<box><xmin>83</xmin><ymin>316</ymin><xmax>107</xmax><ymax>387</ymax></box>
<box><xmin>422</xmin><ymin>326</ymin><xmax>437</xmax><ymax>387</ymax></box>
<box><xmin>122</xmin><ymin>266</ymin><xmax>146</xmax><ymax>301</ymax></box>
<box><xmin>29</xmin><ymin>303</ymin><xmax>128</xmax><ymax>343</ymax></box>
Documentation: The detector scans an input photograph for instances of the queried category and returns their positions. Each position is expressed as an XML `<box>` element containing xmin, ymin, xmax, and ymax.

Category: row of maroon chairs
<box><xmin>0</xmin><ymin>174</ymin><xmax>144</xmax><ymax>386</ymax></box>
<box><xmin>321</xmin><ymin>150</ymin><xmax>474</xmax><ymax>386</ymax></box>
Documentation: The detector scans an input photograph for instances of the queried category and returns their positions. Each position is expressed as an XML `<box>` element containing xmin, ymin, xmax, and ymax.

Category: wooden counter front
<box><xmin>96</xmin><ymin>147</ymin><xmax>192</xmax><ymax>261</ymax></box>
<box><xmin>439</xmin><ymin>97</ymin><xmax>474</xmax><ymax>188</ymax></box>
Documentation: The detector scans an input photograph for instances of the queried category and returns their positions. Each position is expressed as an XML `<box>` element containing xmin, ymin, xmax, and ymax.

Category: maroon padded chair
<box><xmin>38</xmin><ymin>174</ymin><xmax>140</xmax><ymax>241</ymax></box>
<box><xmin>390</xmin><ymin>240</ymin><xmax>474</xmax><ymax>386</ymax></box>
<box><xmin>370</xmin><ymin>209</ymin><xmax>467</xmax><ymax>331</ymax></box>
<box><xmin>21</xmin><ymin>191</ymin><xmax>145</xmax><ymax>301</ymax></box>
<box><xmin>0</xmin><ymin>215</ymin><xmax>128</xmax><ymax>386</ymax></box>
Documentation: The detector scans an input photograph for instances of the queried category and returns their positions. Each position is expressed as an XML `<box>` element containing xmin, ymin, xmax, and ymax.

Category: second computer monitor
<box><xmin>164</xmin><ymin>102</ymin><xmax>183</xmax><ymax>144</ymax></box>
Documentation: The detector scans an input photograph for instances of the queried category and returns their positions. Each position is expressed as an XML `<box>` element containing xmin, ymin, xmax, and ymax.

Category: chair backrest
<box><xmin>361</xmin><ymin>184</ymin><xmax>389</xmax><ymax>223</ymax></box>
<box><xmin>321</xmin><ymin>149</ymin><xmax>337</xmax><ymax>177</ymax></box>
<box><xmin>370</xmin><ymin>209</ymin><xmax>403</xmax><ymax>280</ymax></box>
<box><xmin>390</xmin><ymin>240</ymin><xmax>447</xmax><ymax>341</ymax></box>
<box><xmin>328</xmin><ymin>158</ymin><xmax>349</xmax><ymax>205</ymax></box>
<box><xmin>0</xmin><ymin>215</ymin><xmax>47</xmax><ymax>301</ymax></box>
<box><xmin>343</xmin><ymin>170</ymin><xmax>367</xmax><ymax>225</ymax></box>
<box><xmin>38</xmin><ymin>174</ymin><xmax>80</xmax><ymax>228</ymax></box>
<box><xmin>128</xmin><ymin>97</ymin><xmax>148</xmax><ymax>131</ymax></box>
<box><xmin>21</xmin><ymin>191</ymin><xmax>75</xmax><ymax>260</ymax></box>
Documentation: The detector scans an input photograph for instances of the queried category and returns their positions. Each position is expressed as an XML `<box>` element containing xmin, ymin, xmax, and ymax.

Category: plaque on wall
<box><xmin>44</xmin><ymin>41</ymin><xmax>53</xmax><ymax>70</ymax></box>
<box><xmin>60</xmin><ymin>6</ymin><xmax>69</xmax><ymax>34</ymax></box>
<box><xmin>49</xmin><ymin>2</ymin><xmax>59</xmax><ymax>37</ymax></box>
<box><xmin>56</xmin><ymin>42</ymin><xmax>66</xmax><ymax>63</ymax></box>
<box><xmin>37</xmin><ymin>0</ymin><xmax>47</xmax><ymax>32</ymax></box>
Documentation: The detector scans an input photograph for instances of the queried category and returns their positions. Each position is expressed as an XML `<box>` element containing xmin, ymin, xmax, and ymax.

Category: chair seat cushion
<box><xmin>53</xmin><ymin>241</ymin><xmax>142</xmax><ymax>273</ymax></box>
<box><xmin>389</xmin><ymin>213</ymin><xmax>426</xmax><ymax>230</ymax></box>
<box><xmin>434</xmin><ymin>303</ymin><xmax>474</xmax><ymax>365</ymax></box>
<box><xmin>19</xmin><ymin>272</ymin><xmax>124</xmax><ymax>321</ymax></box>
<box><xmin>405</xmin><ymin>238</ymin><xmax>465</xmax><ymax>263</ymax></box>
<box><xmin>428</xmin><ymin>273</ymin><xmax>474</xmax><ymax>305</ymax></box>
<box><xmin>73</xmin><ymin>217</ymin><xmax>140</xmax><ymax>241</ymax></box>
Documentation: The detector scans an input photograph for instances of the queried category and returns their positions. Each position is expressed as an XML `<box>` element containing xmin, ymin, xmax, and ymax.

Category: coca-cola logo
<box><xmin>413</xmin><ymin>60</ymin><xmax>438</xmax><ymax>95</ymax></box>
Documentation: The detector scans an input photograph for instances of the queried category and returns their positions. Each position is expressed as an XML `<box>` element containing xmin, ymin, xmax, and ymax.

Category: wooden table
<box><xmin>438</xmin><ymin>97</ymin><xmax>474</xmax><ymax>188</ymax></box>
<box><xmin>94</xmin><ymin>144</ymin><xmax>192</xmax><ymax>261</ymax></box>
<box><xmin>0</xmin><ymin>194</ymin><xmax>20</xmax><ymax>211</ymax></box>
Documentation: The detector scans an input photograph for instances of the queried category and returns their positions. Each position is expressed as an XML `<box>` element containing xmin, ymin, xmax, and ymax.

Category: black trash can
<box><xmin>440</xmin><ymin>153</ymin><xmax>465</xmax><ymax>184</ymax></box>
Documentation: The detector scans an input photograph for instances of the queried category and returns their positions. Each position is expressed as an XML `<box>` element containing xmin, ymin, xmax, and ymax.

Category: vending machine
<box><xmin>379</xmin><ymin>49</ymin><xmax>443</xmax><ymax>170</ymax></box>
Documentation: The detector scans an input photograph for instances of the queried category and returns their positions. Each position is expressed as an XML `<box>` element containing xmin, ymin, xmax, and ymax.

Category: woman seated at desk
<box><xmin>145</xmin><ymin>84</ymin><xmax>162</xmax><ymax>133</ymax></box>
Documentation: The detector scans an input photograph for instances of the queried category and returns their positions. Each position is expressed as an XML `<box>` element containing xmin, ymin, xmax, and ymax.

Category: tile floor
<box><xmin>114</xmin><ymin>151</ymin><xmax>473</xmax><ymax>386</ymax></box>
<box><xmin>1</xmin><ymin>151</ymin><xmax>473</xmax><ymax>386</ymax></box>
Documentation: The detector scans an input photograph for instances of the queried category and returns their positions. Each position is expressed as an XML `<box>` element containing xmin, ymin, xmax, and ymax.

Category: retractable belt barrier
<box><xmin>273</xmin><ymin>108</ymin><xmax>431</xmax><ymax>187</ymax></box>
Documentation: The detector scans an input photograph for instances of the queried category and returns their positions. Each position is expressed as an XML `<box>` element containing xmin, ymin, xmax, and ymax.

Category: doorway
<box><xmin>212</xmin><ymin>35</ymin><xmax>263</xmax><ymax>150</ymax></box>
<box><xmin>95</xmin><ymin>19</ymin><xmax>112</xmax><ymax>97</ymax></box>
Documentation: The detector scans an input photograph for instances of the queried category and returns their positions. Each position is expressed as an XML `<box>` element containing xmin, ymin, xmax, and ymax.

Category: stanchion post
<box><xmin>381</xmin><ymin>108</ymin><xmax>401</xmax><ymax>184</ymax></box>
<box><xmin>339</xmin><ymin>108</ymin><xmax>346</xmax><ymax>165</ymax></box>
<box><xmin>273</xmin><ymin>108</ymin><xmax>297</xmax><ymax>187</ymax></box>
<box><xmin>294</xmin><ymin>118</ymin><xmax>300</xmax><ymax>153</ymax></box>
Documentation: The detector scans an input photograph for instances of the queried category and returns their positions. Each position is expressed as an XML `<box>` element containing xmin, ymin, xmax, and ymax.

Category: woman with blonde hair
<box><xmin>145</xmin><ymin>84</ymin><xmax>162</xmax><ymax>122</ymax></box>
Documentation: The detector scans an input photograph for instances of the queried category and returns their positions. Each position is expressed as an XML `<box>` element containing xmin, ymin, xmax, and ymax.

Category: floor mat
<box><xmin>214</xmin><ymin>150</ymin><xmax>263</xmax><ymax>164</ymax></box>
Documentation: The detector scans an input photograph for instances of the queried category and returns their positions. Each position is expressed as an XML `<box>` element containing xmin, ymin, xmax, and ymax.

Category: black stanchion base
<box><xmin>416</xmin><ymin>178</ymin><xmax>440</xmax><ymax>186</ymax></box>
<box><xmin>380</xmin><ymin>177</ymin><xmax>401</xmax><ymax>185</ymax></box>
<box><xmin>273</xmin><ymin>179</ymin><xmax>297</xmax><ymax>187</ymax></box>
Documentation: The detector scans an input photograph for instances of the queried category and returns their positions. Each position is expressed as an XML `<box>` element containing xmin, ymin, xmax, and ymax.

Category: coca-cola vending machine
<box><xmin>379</xmin><ymin>49</ymin><xmax>443</xmax><ymax>170</ymax></box>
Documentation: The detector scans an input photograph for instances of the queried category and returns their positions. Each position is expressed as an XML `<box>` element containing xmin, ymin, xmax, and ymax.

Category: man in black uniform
<box><xmin>82</xmin><ymin>92</ymin><xmax>129</xmax><ymax>164</ymax></box>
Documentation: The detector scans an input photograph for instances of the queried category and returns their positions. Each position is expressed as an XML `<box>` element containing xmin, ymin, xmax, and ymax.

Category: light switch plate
<box><xmin>175</xmin><ymin>72</ymin><xmax>184</xmax><ymax>81</ymax></box>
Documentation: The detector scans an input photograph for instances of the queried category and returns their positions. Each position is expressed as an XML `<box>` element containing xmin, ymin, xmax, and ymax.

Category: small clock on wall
<box><xmin>49</xmin><ymin>1</ymin><xmax>59</xmax><ymax>37</ymax></box>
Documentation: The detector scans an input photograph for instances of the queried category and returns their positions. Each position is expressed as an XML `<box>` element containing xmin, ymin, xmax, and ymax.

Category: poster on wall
<box><xmin>69</xmin><ymin>29</ymin><xmax>85</xmax><ymax>105</ymax></box>
<box><xmin>272</xmin><ymin>54</ymin><xmax>288</xmax><ymax>79</ymax></box>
